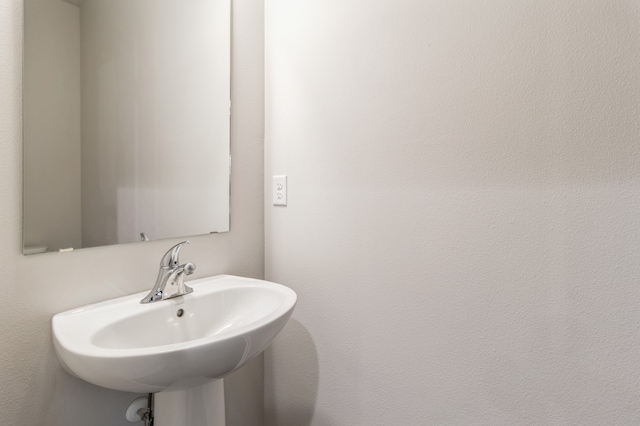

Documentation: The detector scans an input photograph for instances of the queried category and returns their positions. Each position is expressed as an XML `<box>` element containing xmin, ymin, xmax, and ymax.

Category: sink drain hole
<box><xmin>176</xmin><ymin>309</ymin><xmax>184</xmax><ymax>317</ymax></box>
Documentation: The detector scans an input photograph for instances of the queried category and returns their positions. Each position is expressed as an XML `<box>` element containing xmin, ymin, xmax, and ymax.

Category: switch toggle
<box><xmin>273</xmin><ymin>176</ymin><xmax>287</xmax><ymax>206</ymax></box>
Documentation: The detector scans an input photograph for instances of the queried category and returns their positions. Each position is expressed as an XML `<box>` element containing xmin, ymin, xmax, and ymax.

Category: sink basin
<box><xmin>52</xmin><ymin>275</ymin><xmax>296</xmax><ymax>393</ymax></box>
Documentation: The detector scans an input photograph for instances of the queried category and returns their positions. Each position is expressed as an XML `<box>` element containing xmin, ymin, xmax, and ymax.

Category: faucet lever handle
<box><xmin>160</xmin><ymin>240</ymin><xmax>189</xmax><ymax>268</ymax></box>
<box><xmin>184</xmin><ymin>263</ymin><xmax>196</xmax><ymax>275</ymax></box>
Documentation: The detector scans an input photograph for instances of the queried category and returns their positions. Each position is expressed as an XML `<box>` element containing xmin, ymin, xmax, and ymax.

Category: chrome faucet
<box><xmin>140</xmin><ymin>241</ymin><xmax>196</xmax><ymax>304</ymax></box>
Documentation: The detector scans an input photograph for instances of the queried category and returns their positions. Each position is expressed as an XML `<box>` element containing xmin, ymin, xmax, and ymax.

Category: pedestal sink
<box><xmin>52</xmin><ymin>275</ymin><xmax>297</xmax><ymax>425</ymax></box>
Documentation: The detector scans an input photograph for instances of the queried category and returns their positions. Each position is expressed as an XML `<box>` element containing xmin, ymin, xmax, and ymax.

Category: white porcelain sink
<box><xmin>52</xmin><ymin>275</ymin><xmax>297</xmax><ymax>393</ymax></box>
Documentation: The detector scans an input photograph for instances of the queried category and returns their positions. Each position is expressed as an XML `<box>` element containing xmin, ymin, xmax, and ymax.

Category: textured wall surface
<box><xmin>0</xmin><ymin>0</ymin><xmax>264</xmax><ymax>425</ymax></box>
<box><xmin>265</xmin><ymin>1</ymin><xmax>640</xmax><ymax>424</ymax></box>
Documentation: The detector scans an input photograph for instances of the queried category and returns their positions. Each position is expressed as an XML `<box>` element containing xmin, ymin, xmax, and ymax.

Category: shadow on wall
<box><xmin>265</xmin><ymin>319</ymin><xmax>325</xmax><ymax>426</ymax></box>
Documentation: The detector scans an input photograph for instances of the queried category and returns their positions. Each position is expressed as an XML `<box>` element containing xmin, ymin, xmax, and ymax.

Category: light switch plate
<box><xmin>273</xmin><ymin>175</ymin><xmax>287</xmax><ymax>206</ymax></box>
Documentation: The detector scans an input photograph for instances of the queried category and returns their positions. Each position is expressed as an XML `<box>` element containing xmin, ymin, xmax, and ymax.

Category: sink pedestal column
<box><xmin>154</xmin><ymin>379</ymin><xmax>225</xmax><ymax>426</ymax></box>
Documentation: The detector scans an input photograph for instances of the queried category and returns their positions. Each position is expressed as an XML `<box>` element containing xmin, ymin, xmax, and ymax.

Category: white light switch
<box><xmin>273</xmin><ymin>175</ymin><xmax>287</xmax><ymax>206</ymax></box>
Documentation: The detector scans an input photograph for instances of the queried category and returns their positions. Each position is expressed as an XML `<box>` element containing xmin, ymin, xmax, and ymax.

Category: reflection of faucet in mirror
<box><xmin>140</xmin><ymin>241</ymin><xmax>196</xmax><ymax>304</ymax></box>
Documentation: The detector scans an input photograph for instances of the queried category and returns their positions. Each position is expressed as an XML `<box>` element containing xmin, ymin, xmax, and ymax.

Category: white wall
<box><xmin>0</xmin><ymin>0</ymin><xmax>264</xmax><ymax>425</ymax></box>
<box><xmin>23</xmin><ymin>0</ymin><xmax>81</xmax><ymax>251</ymax></box>
<box><xmin>80</xmin><ymin>0</ymin><xmax>231</xmax><ymax>247</ymax></box>
<box><xmin>265</xmin><ymin>1</ymin><xmax>640</xmax><ymax>424</ymax></box>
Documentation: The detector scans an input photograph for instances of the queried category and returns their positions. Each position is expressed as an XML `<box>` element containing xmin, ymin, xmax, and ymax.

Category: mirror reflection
<box><xmin>23</xmin><ymin>0</ymin><xmax>231</xmax><ymax>255</ymax></box>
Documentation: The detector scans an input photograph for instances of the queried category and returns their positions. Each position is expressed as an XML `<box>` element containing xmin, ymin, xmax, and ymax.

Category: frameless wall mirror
<box><xmin>23</xmin><ymin>0</ymin><xmax>231</xmax><ymax>255</ymax></box>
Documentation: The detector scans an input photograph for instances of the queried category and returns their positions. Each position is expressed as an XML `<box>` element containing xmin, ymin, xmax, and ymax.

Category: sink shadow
<box><xmin>264</xmin><ymin>319</ymin><xmax>320</xmax><ymax>426</ymax></box>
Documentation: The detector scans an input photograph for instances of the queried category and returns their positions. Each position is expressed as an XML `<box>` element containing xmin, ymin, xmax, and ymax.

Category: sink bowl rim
<box><xmin>52</xmin><ymin>274</ymin><xmax>297</xmax><ymax>358</ymax></box>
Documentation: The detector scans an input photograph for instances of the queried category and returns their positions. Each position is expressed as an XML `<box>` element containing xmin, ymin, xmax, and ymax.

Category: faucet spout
<box><xmin>160</xmin><ymin>241</ymin><xmax>190</xmax><ymax>268</ymax></box>
<box><xmin>140</xmin><ymin>241</ymin><xmax>197</xmax><ymax>304</ymax></box>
